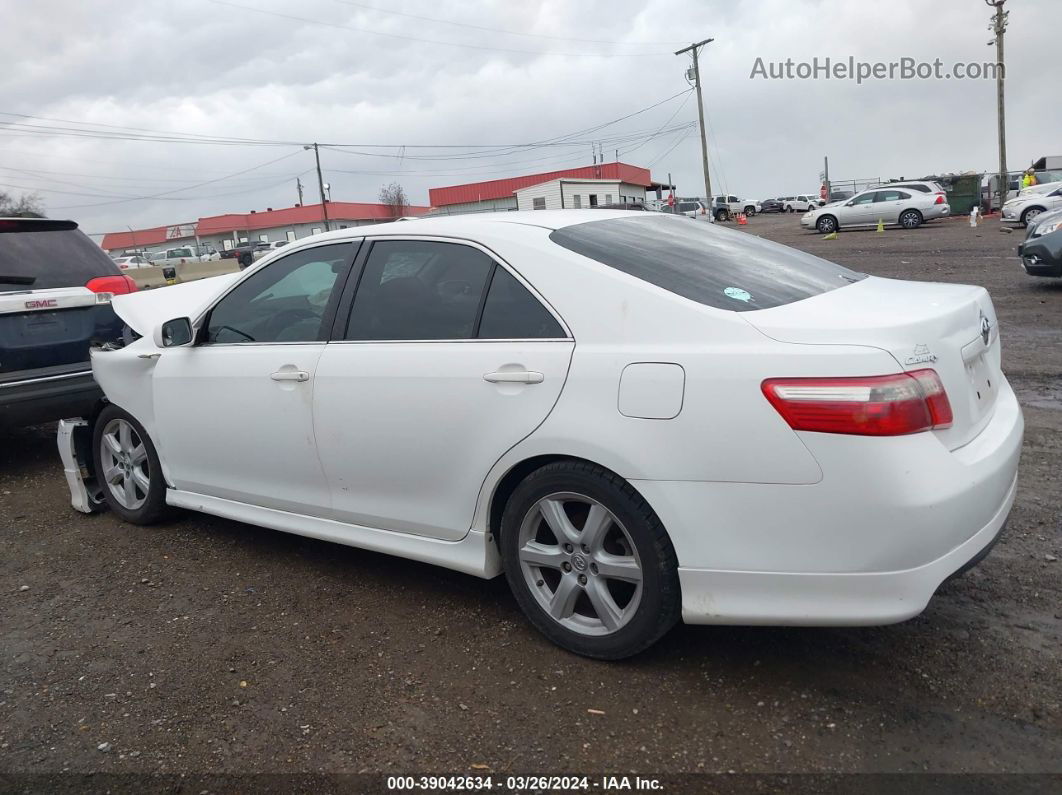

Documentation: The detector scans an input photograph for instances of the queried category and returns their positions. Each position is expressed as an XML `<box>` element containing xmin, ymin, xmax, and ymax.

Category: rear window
<box><xmin>1</xmin><ymin>222</ymin><xmax>120</xmax><ymax>292</ymax></box>
<box><xmin>548</xmin><ymin>215</ymin><xmax>864</xmax><ymax>312</ymax></box>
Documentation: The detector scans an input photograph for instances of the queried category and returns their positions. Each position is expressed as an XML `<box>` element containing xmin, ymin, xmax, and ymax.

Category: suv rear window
<box><xmin>548</xmin><ymin>215</ymin><xmax>864</xmax><ymax>312</ymax></box>
<box><xmin>1</xmin><ymin>220</ymin><xmax>120</xmax><ymax>292</ymax></box>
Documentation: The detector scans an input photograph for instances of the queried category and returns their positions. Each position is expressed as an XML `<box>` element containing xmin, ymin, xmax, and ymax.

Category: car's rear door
<box><xmin>312</xmin><ymin>237</ymin><xmax>574</xmax><ymax>541</ymax></box>
<box><xmin>151</xmin><ymin>241</ymin><xmax>358</xmax><ymax>514</ymax></box>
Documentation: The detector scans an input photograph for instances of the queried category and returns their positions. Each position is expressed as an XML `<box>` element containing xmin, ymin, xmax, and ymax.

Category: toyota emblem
<box><xmin>980</xmin><ymin>312</ymin><xmax>991</xmax><ymax>347</ymax></box>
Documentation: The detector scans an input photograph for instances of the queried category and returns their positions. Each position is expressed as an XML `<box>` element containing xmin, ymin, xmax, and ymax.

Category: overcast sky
<box><xmin>1</xmin><ymin>0</ymin><xmax>1058</xmax><ymax>239</ymax></box>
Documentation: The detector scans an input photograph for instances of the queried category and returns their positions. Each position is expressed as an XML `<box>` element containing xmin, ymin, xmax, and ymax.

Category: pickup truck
<box><xmin>711</xmin><ymin>195</ymin><xmax>761</xmax><ymax>221</ymax></box>
<box><xmin>1</xmin><ymin>218</ymin><xmax>135</xmax><ymax>427</ymax></box>
<box><xmin>220</xmin><ymin>241</ymin><xmax>272</xmax><ymax>268</ymax></box>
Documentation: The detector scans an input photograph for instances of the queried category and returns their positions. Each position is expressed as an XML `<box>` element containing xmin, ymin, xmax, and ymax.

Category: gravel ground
<box><xmin>0</xmin><ymin>213</ymin><xmax>1059</xmax><ymax>788</ymax></box>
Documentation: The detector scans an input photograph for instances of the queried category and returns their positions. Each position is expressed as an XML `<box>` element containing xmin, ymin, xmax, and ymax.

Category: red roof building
<box><xmin>101</xmin><ymin>201</ymin><xmax>430</xmax><ymax>253</ymax></box>
<box><xmin>429</xmin><ymin>163</ymin><xmax>662</xmax><ymax>213</ymax></box>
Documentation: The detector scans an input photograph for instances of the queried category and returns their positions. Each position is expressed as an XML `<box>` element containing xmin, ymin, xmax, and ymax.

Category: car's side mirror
<box><xmin>154</xmin><ymin>317</ymin><xmax>193</xmax><ymax>348</ymax></box>
<box><xmin>845</xmin><ymin>200</ymin><xmax>855</xmax><ymax>206</ymax></box>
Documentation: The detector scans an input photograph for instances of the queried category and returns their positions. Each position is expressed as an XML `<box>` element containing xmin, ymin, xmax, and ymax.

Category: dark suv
<box><xmin>1</xmin><ymin>218</ymin><xmax>136</xmax><ymax>427</ymax></box>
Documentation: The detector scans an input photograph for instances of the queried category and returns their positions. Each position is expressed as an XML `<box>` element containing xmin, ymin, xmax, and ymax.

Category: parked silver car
<box><xmin>801</xmin><ymin>187</ymin><xmax>950</xmax><ymax>234</ymax></box>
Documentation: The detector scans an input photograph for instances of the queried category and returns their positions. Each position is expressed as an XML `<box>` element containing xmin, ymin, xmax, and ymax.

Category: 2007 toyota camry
<box><xmin>59</xmin><ymin>210</ymin><xmax>1022</xmax><ymax>659</ymax></box>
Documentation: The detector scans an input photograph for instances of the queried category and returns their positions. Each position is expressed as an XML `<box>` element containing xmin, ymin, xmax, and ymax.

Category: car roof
<box><xmin>304</xmin><ymin>209</ymin><xmax>642</xmax><ymax>243</ymax></box>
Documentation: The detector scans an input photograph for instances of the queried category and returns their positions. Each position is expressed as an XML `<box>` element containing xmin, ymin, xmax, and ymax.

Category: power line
<box><xmin>331</xmin><ymin>0</ymin><xmax>684</xmax><ymax>47</ymax></box>
<box><xmin>0</xmin><ymin>89</ymin><xmax>692</xmax><ymax>155</ymax></box>
<box><xmin>208</xmin><ymin>0</ymin><xmax>671</xmax><ymax>58</ymax></box>
<box><xmin>47</xmin><ymin>151</ymin><xmax>306</xmax><ymax>210</ymax></box>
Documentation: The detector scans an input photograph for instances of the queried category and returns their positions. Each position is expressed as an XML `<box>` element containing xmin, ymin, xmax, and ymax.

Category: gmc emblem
<box><xmin>25</xmin><ymin>299</ymin><xmax>58</xmax><ymax>309</ymax></box>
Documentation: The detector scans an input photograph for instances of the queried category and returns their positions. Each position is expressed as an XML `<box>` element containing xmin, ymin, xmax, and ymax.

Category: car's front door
<box><xmin>312</xmin><ymin>238</ymin><xmax>575</xmax><ymax>540</ymax></box>
<box><xmin>151</xmin><ymin>242</ymin><xmax>358</xmax><ymax>514</ymax></box>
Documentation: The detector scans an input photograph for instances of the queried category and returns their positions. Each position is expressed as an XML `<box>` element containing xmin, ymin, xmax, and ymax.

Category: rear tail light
<box><xmin>935</xmin><ymin>195</ymin><xmax>946</xmax><ymax>204</ymax></box>
<box><xmin>86</xmin><ymin>275</ymin><xmax>137</xmax><ymax>303</ymax></box>
<box><xmin>761</xmin><ymin>369</ymin><xmax>952</xmax><ymax>436</ymax></box>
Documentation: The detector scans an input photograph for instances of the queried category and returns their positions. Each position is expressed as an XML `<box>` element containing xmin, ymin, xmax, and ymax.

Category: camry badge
<box><xmin>905</xmin><ymin>343</ymin><xmax>937</xmax><ymax>365</ymax></box>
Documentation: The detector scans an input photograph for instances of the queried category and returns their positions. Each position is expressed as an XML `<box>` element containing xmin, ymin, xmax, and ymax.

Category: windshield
<box><xmin>549</xmin><ymin>215</ymin><xmax>864</xmax><ymax>312</ymax></box>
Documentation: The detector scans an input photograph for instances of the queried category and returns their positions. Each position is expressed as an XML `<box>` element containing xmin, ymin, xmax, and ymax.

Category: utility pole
<box><xmin>304</xmin><ymin>143</ymin><xmax>331</xmax><ymax>231</ymax></box>
<box><xmin>296</xmin><ymin>177</ymin><xmax>304</xmax><ymax>205</ymax></box>
<box><xmin>986</xmin><ymin>0</ymin><xmax>1008</xmax><ymax>210</ymax></box>
<box><xmin>676</xmin><ymin>38</ymin><xmax>714</xmax><ymax>219</ymax></box>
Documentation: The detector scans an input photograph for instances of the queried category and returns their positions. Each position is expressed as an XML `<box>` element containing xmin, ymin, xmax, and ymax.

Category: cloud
<box><xmin>0</xmin><ymin>0</ymin><xmax>1058</xmax><ymax>236</ymax></box>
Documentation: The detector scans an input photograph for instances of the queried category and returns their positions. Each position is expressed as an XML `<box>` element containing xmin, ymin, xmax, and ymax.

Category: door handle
<box><xmin>483</xmin><ymin>370</ymin><xmax>544</xmax><ymax>384</ymax></box>
<box><xmin>271</xmin><ymin>370</ymin><xmax>310</xmax><ymax>382</ymax></box>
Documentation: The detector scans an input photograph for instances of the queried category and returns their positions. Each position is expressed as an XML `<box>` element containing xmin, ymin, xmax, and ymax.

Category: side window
<box><xmin>852</xmin><ymin>192</ymin><xmax>876</xmax><ymax>205</ymax></box>
<box><xmin>478</xmin><ymin>266</ymin><xmax>565</xmax><ymax>340</ymax></box>
<box><xmin>345</xmin><ymin>240</ymin><xmax>493</xmax><ymax>341</ymax></box>
<box><xmin>874</xmin><ymin>191</ymin><xmax>904</xmax><ymax>202</ymax></box>
<box><xmin>205</xmin><ymin>243</ymin><xmax>351</xmax><ymax>344</ymax></box>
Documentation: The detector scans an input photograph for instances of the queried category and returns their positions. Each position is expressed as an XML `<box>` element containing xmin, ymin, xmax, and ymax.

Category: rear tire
<box><xmin>92</xmin><ymin>405</ymin><xmax>172</xmax><ymax>525</ymax></box>
<box><xmin>499</xmin><ymin>461</ymin><xmax>681</xmax><ymax>660</ymax></box>
<box><xmin>899</xmin><ymin>209</ymin><xmax>923</xmax><ymax>229</ymax></box>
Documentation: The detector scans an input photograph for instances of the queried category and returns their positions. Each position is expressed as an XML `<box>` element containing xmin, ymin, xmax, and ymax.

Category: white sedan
<box><xmin>801</xmin><ymin>187</ymin><xmax>950</xmax><ymax>234</ymax></box>
<box><xmin>1000</xmin><ymin>181</ymin><xmax>1062</xmax><ymax>227</ymax></box>
<box><xmin>61</xmin><ymin>211</ymin><xmax>1022</xmax><ymax>659</ymax></box>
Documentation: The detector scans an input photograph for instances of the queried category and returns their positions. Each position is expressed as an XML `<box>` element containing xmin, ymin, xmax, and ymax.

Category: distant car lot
<box><xmin>1</xmin><ymin>213</ymin><xmax>1059</xmax><ymax>776</ymax></box>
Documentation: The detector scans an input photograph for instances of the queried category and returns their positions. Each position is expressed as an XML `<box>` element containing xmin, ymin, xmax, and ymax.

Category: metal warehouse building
<box><xmin>101</xmin><ymin>201</ymin><xmax>430</xmax><ymax>255</ymax></box>
<box><xmin>428</xmin><ymin>162</ymin><xmax>670</xmax><ymax>215</ymax></box>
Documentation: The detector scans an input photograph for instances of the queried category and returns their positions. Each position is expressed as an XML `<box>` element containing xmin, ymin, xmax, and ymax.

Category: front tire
<box><xmin>92</xmin><ymin>405</ymin><xmax>171</xmax><ymax>524</ymax></box>
<box><xmin>499</xmin><ymin>461</ymin><xmax>681</xmax><ymax>660</ymax></box>
<box><xmin>1021</xmin><ymin>207</ymin><xmax>1043</xmax><ymax>227</ymax></box>
<box><xmin>816</xmin><ymin>215</ymin><xmax>838</xmax><ymax>234</ymax></box>
<box><xmin>744</xmin><ymin>206</ymin><xmax>756</xmax><ymax>216</ymax></box>
<box><xmin>714</xmin><ymin>209</ymin><xmax>729</xmax><ymax>222</ymax></box>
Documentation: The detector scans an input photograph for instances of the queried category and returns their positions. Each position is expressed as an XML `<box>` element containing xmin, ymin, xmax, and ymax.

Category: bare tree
<box><xmin>0</xmin><ymin>191</ymin><xmax>45</xmax><ymax>218</ymax></box>
<box><xmin>378</xmin><ymin>182</ymin><xmax>409</xmax><ymax>218</ymax></box>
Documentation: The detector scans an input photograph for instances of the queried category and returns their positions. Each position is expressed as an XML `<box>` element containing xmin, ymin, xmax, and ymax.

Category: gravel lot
<box><xmin>1</xmin><ymin>213</ymin><xmax>1060</xmax><ymax>787</ymax></box>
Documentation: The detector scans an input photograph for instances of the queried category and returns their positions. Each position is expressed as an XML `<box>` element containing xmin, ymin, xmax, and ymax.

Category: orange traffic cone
<box><xmin>737</xmin><ymin>213</ymin><xmax>748</xmax><ymax>225</ymax></box>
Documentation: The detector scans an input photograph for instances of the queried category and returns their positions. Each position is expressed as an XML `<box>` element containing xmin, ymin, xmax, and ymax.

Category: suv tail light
<box><xmin>86</xmin><ymin>275</ymin><xmax>137</xmax><ymax>303</ymax></box>
<box><xmin>761</xmin><ymin>369</ymin><xmax>952</xmax><ymax>436</ymax></box>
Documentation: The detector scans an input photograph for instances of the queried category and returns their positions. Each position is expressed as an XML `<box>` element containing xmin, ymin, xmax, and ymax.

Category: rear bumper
<box><xmin>0</xmin><ymin>369</ymin><xmax>101</xmax><ymax>426</ymax></box>
<box><xmin>675</xmin><ymin>475</ymin><xmax>1015</xmax><ymax>626</ymax></box>
<box><xmin>635</xmin><ymin>377</ymin><xmax>1023</xmax><ymax>626</ymax></box>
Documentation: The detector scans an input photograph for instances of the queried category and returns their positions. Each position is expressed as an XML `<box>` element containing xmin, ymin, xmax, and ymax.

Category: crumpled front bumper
<box><xmin>57</xmin><ymin>418</ymin><xmax>105</xmax><ymax>514</ymax></box>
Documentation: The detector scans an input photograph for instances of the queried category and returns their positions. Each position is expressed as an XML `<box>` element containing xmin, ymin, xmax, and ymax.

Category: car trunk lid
<box><xmin>743</xmin><ymin>276</ymin><xmax>1001</xmax><ymax>450</ymax></box>
<box><xmin>0</xmin><ymin>287</ymin><xmax>107</xmax><ymax>374</ymax></box>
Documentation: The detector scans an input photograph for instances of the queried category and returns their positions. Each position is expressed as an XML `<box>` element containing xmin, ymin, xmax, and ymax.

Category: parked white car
<box><xmin>801</xmin><ymin>187</ymin><xmax>950</xmax><ymax>234</ymax></box>
<box><xmin>252</xmin><ymin>240</ymin><xmax>291</xmax><ymax>261</ymax></box>
<box><xmin>62</xmin><ymin>210</ymin><xmax>1021</xmax><ymax>659</ymax></box>
<box><xmin>782</xmin><ymin>194</ymin><xmax>822</xmax><ymax>213</ymax></box>
<box><xmin>148</xmin><ymin>246</ymin><xmax>221</xmax><ymax>267</ymax></box>
<box><xmin>112</xmin><ymin>255</ymin><xmax>151</xmax><ymax>270</ymax></box>
<box><xmin>1000</xmin><ymin>181</ymin><xmax>1062</xmax><ymax>227</ymax></box>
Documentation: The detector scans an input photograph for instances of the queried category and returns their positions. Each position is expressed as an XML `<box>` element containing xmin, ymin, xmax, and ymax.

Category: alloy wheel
<box><xmin>900</xmin><ymin>211</ymin><xmax>921</xmax><ymax>229</ymax></box>
<box><xmin>517</xmin><ymin>492</ymin><xmax>643</xmax><ymax>637</ymax></box>
<box><xmin>99</xmin><ymin>418</ymin><xmax>150</xmax><ymax>510</ymax></box>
